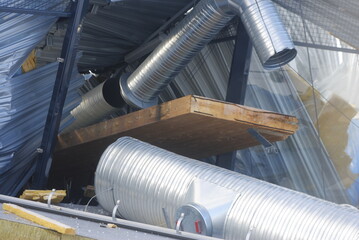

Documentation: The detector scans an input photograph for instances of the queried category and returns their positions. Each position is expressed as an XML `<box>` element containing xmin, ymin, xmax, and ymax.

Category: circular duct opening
<box><xmin>263</xmin><ymin>48</ymin><xmax>297</xmax><ymax>70</ymax></box>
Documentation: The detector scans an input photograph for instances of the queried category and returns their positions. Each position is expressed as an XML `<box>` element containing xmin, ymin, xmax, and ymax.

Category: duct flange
<box><xmin>119</xmin><ymin>73</ymin><xmax>158</xmax><ymax>109</ymax></box>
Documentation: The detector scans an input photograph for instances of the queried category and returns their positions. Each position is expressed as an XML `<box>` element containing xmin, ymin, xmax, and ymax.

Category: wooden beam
<box><xmin>2</xmin><ymin>203</ymin><xmax>76</xmax><ymax>235</ymax></box>
<box><xmin>52</xmin><ymin>95</ymin><xmax>298</xmax><ymax>175</ymax></box>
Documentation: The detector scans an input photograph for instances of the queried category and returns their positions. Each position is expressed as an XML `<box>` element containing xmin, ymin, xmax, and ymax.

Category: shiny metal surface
<box><xmin>95</xmin><ymin>137</ymin><xmax>359</xmax><ymax>240</ymax></box>
<box><xmin>123</xmin><ymin>0</ymin><xmax>233</xmax><ymax>107</ymax></box>
<box><xmin>123</xmin><ymin>0</ymin><xmax>295</xmax><ymax>108</ymax></box>
<box><xmin>237</xmin><ymin>0</ymin><xmax>296</xmax><ymax>69</ymax></box>
<box><xmin>64</xmin><ymin>82</ymin><xmax>118</xmax><ymax>132</ymax></box>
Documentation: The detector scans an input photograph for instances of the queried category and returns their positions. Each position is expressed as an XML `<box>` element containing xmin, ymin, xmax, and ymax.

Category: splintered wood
<box><xmin>52</xmin><ymin>95</ymin><xmax>298</xmax><ymax>175</ymax></box>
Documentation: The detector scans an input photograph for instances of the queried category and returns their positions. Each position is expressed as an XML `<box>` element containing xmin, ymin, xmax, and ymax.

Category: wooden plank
<box><xmin>52</xmin><ymin>95</ymin><xmax>298</xmax><ymax>175</ymax></box>
<box><xmin>20</xmin><ymin>190</ymin><xmax>66</xmax><ymax>203</ymax></box>
<box><xmin>2</xmin><ymin>203</ymin><xmax>76</xmax><ymax>235</ymax></box>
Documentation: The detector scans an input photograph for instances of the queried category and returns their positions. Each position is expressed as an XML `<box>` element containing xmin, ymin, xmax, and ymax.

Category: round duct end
<box><xmin>262</xmin><ymin>48</ymin><xmax>297</xmax><ymax>70</ymax></box>
<box><xmin>119</xmin><ymin>73</ymin><xmax>158</xmax><ymax>109</ymax></box>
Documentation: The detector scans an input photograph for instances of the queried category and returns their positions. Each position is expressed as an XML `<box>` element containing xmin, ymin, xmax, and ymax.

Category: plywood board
<box><xmin>52</xmin><ymin>95</ymin><xmax>298</xmax><ymax>175</ymax></box>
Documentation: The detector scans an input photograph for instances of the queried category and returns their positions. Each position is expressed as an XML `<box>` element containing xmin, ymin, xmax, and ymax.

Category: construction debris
<box><xmin>20</xmin><ymin>190</ymin><xmax>66</xmax><ymax>204</ymax></box>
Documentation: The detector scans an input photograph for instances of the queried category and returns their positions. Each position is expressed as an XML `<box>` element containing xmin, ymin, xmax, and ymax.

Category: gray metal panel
<box><xmin>0</xmin><ymin>0</ymin><xmax>70</xmax><ymax>12</ymax></box>
<box><xmin>78</xmin><ymin>0</ymin><xmax>194</xmax><ymax>72</ymax></box>
<box><xmin>0</xmin><ymin>62</ymin><xmax>84</xmax><ymax>195</ymax></box>
<box><xmin>0</xmin><ymin>203</ymin><xmax>178</xmax><ymax>240</ymax></box>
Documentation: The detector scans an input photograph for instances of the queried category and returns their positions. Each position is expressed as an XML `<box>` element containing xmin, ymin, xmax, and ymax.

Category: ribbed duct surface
<box><xmin>237</xmin><ymin>0</ymin><xmax>297</xmax><ymax>69</ymax></box>
<box><xmin>95</xmin><ymin>137</ymin><xmax>359</xmax><ymax>240</ymax></box>
<box><xmin>120</xmin><ymin>0</ymin><xmax>233</xmax><ymax>108</ymax></box>
<box><xmin>121</xmin><ymin>0</ymin><xmax>296</xmax><ymax>108</ymax></box>
<box><xmin>64</xmin><ymin>82</ymin><xmax>118</xmax><ymax>132</ymax></box>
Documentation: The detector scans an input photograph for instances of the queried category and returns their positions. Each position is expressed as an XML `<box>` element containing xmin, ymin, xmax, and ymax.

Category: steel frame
<box><xmin>216</xmin><ymin>19</ymin><xmax>252</xmax><ymax>170</ymax></box>
<box><xmin>32</xmin><ymin>0</ymin><xmax>89</xmax><ymax>189</ymax></box>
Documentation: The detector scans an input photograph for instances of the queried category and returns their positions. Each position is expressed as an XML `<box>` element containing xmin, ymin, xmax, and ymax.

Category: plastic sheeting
<box><xmin>0</xmin><ymin>62</ymin><xmax>84</xmax><ymax>196</ymax></box>
<box><xmin>287</xmin><ymin>45</ymin><xmax>359</xmax><ymax>206</ymax></box>
<box><xmin>273</xmin><ymin>0</ymin><xmax>359</xmax><ymax>50</ymax></box>
<box><xmin>159</xmin><ymin>18</ymin><xmax>352</xmax><ymax>203</ymax></box>
<box><xmin>237</xmin><ymin>54</ymin><xmax>349</xmax><ymax>204</ymax></box>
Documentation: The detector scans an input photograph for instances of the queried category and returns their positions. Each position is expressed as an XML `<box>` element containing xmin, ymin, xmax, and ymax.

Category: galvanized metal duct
<box><xmin>120</xmin><ymin>0</ymin><xmax>296</xmax><ymax>108</ymax></box>
<box><xmin>64</xmin><ymin>78</ymin><xmax>125</xmax><ymax>132</ymax></box>
<box><xmin>95</xmin><ymin>137</ymin><xmax>359</xmax><ymax>240</ymax></box>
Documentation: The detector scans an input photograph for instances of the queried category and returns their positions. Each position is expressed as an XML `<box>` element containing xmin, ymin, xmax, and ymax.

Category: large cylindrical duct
<box><xmin>120</xmin><ymin>0</ymin><xmax>296</xmax><ymax>108</ymax></box>
<box><xmin>64</xmin><ymin>78</ymin><xmax>125</xmax><ymax>132</ymax></box>
<box><xmin>95</xmin><ymin>137</ymin><xmax>359</xmax><ymax>240</ymax></box>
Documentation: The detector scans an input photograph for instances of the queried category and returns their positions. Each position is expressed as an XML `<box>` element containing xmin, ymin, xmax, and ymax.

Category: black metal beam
<box><xmin>0</xmin><ymin>7</ymin><xmax>72</xmax><ymax>17</ymax></box>
<box><xmin>32</xmin><ymin>0</ymin><xmax>89</xmax><ymax>189</ymax></box>
<box><xmin>293</xmin><ymin>41</ymin><xmax>359</xmax><ymax>54</ymax></box>
<box><xmin>216</xmin><ymin>20</ymin><xmax>252</xmax><ymax>170</ymax></box>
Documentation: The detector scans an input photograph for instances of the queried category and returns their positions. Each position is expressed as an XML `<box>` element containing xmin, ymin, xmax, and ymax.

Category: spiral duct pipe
<box><xmin>121</xmin><ymin>0</ymin><xmax>296</xmax><ymax>108</ymax></box>
<box><xmin>64</xmin><ymin>78</ymin><xmax>125</xmax><ymax>132</ymax></box>
<box><xmin>95</xmin><ymin>137</ymin><xmax>359</xmax><ymax>240</ymax></box>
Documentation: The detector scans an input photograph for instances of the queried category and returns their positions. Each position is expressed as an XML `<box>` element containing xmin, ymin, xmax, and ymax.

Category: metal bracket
<box><xmin>162</xmin><ymin>208</ymin><xmax>171</xmax><ymax>229</ymax></box>
<box><xmin>47</xmin><ymin>189</ymin><xmax>56</xmax><ymax>208</ymax></box>
<box><xmin>112</xmin><ymin>200</ymin><xmax>120</xmax><ymax>221</ymax></box>
<box><xmin>247</xmin><ymin>128</ymin><xmax>278</xmax><ymax>154</ymax></box>
<box><xmin>176</xmin><ymin>212</ymin><xmax>185</xmax><ymax>234</ymax></box>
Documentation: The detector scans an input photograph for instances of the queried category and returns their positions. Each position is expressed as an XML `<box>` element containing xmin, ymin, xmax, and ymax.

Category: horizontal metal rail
<box><xmin>0</xmin><ymin>6</ymin><xmax>72</xmax><ymax>17</ymax></box>
<box><xmin>0</xmin><ymin>194</ymin><xmax>222</xmax><ymax>240</ymax></box>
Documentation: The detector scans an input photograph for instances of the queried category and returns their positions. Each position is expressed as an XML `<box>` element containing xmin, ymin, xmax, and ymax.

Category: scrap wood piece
<box><xmin>20</xmin><ymin>190</ymin><xmax>66</xmax><ymax>204</ymax></box>
<box><xmin>2</xmin><ymin>203</ymin><xmax>76</xmax><ymax>235</ymax></box>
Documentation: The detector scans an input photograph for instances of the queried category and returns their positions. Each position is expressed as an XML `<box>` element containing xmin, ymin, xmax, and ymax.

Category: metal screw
<box><xmin>36</xmin><ymin>148</ymin><xmax>44</xmax><ymax>153</ymax></box>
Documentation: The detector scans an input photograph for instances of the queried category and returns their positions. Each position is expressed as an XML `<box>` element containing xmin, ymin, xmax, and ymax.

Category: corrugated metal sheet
<box><xmin>78</xmin><ymin>0</ymin><xmax>194</xmax><ymax>72</ymax></box>
<box><xmin>0</xmin><ymin>1</ymin><xmax>83</xmax><ymax>196</ymax></box>
<box><xmin>0</xmin><ymin>12</ymin><xmax>57</xmax><ymax>79</ymax></box>
<box><xmin>0</xmin><ymin>62</ymin><xmax>84</xmax><ymax>196</ymax></box>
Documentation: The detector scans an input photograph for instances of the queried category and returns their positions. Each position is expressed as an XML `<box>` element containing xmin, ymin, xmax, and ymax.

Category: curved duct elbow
<box><xmin>121</xmin><ymin>0</ymin><xmax>296</xmax><ymax>108</ymax></box>
<box><xmin>95</xmin><ymin>137</ymin><xmax>359</xmax><ymax>239</ymax></box>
